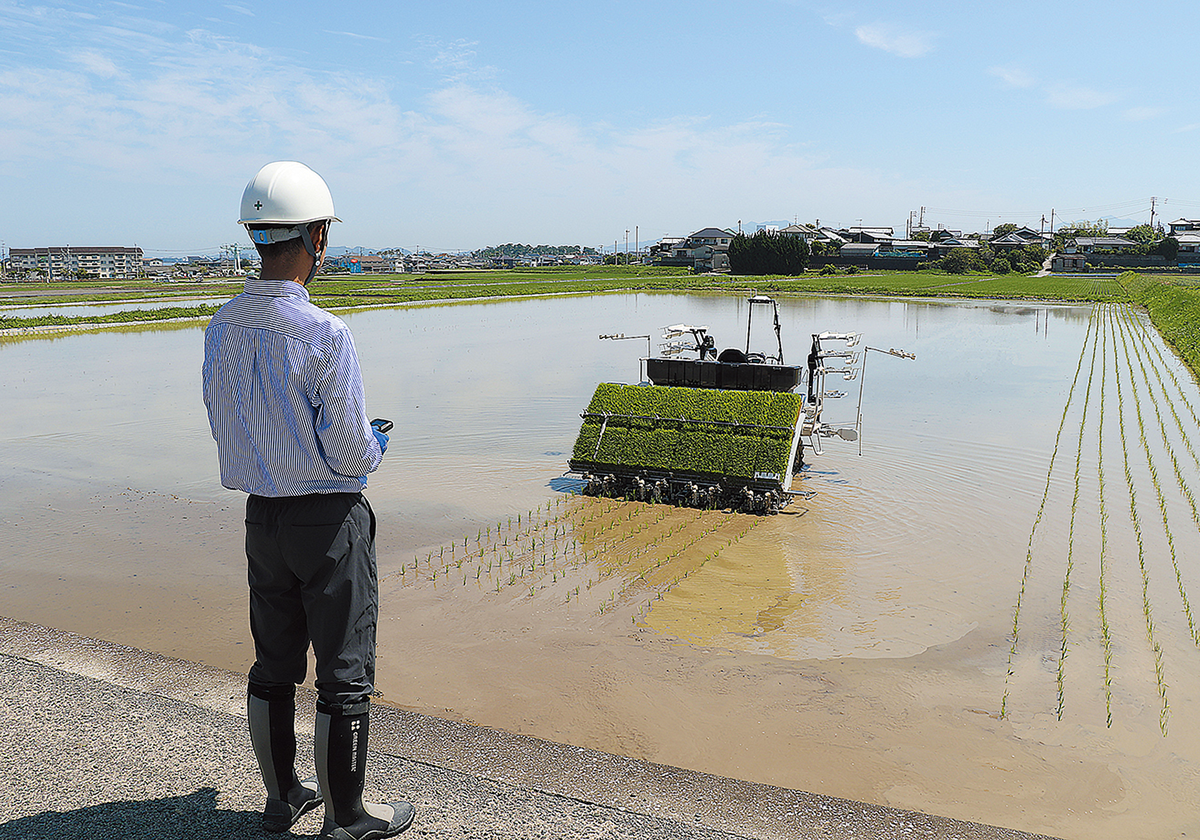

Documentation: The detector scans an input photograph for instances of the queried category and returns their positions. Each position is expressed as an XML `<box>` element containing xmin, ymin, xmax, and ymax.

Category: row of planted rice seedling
<box><xmin>1004</xmin><ymin>302</ymin><xmax>1200</xmax><ymax>733</ymax></box>
<box><xmin>1001</xmin><ymin>304</ymin><xmax>1098</xmax><ymax>721</ymax></box>
<box><xmin>571</xmin><ymin>383</ymin><xmax>801</xmax><ymax>480</ymax></box>
<box><xmin>1109</xmin><ymin>306</ymin><xmax>1169</xmax><ymax>733</ymax></box>
<box><xmin>1057</xmin><ymin>308</ymin><xmax>1101</xmax><ymax>720</ymax></box>
<box><xmin>382</xmin><ymin>493</ymin><xmax>762</xmax><ymax>620</ymax></box>
<box><xmin>1118</xmin><ymin>305</ymin><xmax>1200</xmax><ymax>663</ymax></box>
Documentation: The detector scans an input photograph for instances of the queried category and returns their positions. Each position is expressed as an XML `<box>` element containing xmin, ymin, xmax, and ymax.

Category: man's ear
<box><xmin>309</xmin><ymin>220</ymin><xmax>329</xmax><ymax>253</ymax></box>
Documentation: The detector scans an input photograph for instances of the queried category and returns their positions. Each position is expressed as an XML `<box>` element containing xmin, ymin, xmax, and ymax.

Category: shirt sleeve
<box><xmin>311</xmin><ymin>327</ymin><xmax>384</xmax><ymax>478</ymax></box>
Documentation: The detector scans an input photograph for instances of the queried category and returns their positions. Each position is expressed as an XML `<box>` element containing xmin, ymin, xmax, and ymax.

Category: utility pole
<box><xmin>1150</xmin><ymin>196</ymin><xmax>1157</xmax><ymax>231</ymax></box>
<box><xmin>222</xmin><ymin>243</ymin><xmax>247</xmax><ymax>273</ymax></box>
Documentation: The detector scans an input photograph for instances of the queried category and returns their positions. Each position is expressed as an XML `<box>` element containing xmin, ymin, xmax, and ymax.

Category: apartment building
<box><xmin>10</xmin><ymin>246</ymin><xmax>144</xmax><ymax>279</ymax></box>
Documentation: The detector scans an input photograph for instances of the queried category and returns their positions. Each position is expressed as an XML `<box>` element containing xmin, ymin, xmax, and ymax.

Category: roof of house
<box><xmin>847</xmin><ymin>226</ymin><xmax>894</xmax><ymax>235</ymax></box>
<box><xmin>990</xmin><ymin>233</ymin><xmax>1040</xmax><ymax>246</ymax></box>
<box><xmin>885</xmin><ymin>240</ymin><xmax>934</xmax><ymax>251</ymax></box>
<box><xmin>1073</xmin><ymin>236</ymin><xmax>1137</xmax><ymax>248</ymax></box>
<box><xmin>688</xmin><ymin>228</ymin><xmax>734</xmax><ymax>239</ymax></box>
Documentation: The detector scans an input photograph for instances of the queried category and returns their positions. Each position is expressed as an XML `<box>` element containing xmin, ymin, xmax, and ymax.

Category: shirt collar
<box><xmin>243</xmin><ymin>277</ymin><xmax>310</xmax><ymax>302</ymax></box>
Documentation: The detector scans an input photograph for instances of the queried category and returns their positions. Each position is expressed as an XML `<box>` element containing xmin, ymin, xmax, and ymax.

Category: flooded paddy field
<box><xmin>2</xmin><ymin>293</ymin><xmax>1199</xmax><ymax>839</ymax></box>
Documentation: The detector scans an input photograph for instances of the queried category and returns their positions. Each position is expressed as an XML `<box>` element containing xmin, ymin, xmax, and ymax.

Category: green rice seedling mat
<box><xmin>569</xmin><ymin>382</ymin><xmax>803</xmax><ymax>483</ymax></box>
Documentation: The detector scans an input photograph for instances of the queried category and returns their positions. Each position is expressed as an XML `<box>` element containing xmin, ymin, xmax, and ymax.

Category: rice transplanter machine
<box><xmin>567</xmin><ymin>296</ymin><xmax>907</xmax><ymax>513</ymax></box>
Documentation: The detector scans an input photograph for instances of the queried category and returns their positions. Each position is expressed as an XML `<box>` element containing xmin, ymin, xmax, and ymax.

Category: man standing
<box><xmin>203</xmin><ymin>161</ymin><xmax>414</xmax><ymax>840</ymax></box>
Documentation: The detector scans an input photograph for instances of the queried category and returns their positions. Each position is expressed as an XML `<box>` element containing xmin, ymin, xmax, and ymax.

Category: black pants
<box><xmin>245</xmin><ymin>492</ymin><xmax>377</xmax><ymax>710</ymax></box>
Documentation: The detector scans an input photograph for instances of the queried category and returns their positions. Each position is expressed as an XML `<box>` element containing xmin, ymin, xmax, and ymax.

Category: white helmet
<box><xmin>239</xmin><ymin>161</ymin><xmax>341</xmax><ymax>245</ymax></box>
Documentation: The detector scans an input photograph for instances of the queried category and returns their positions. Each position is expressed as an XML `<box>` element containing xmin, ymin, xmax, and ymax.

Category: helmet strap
<box><xmin>299</xmin><ymin>221</ymin><xmax>326</xmax><ymax>286</ymax></box>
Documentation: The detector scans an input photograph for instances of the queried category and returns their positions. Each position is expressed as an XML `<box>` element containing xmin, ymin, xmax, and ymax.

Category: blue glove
<box><xmin>373</xmin><ymin>428</ymin><xmax>389</xmax><ymax>454</ymax></box>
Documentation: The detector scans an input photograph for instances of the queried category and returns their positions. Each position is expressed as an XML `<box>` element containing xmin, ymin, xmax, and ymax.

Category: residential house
<box><xmin>1070</xmin><ymin>236</ymin><xmax>1137</xmax><ymax>254</ymax></box>
<box><xmin>987</xmin><ymin>226</ymin><xmax>1049</xmax><ymax>251</ymax></box>
<box><xmin>843</xmin><ymin>226</ymin><xmax>894</xmax><ymax>245</ymax></box>
<box><xmin>878</xmin><ymin>239</ymin><xmax>935</xmax><ymax>259</ymax></box>
<box><xmin>839</xmin><ymin>243</ymin><xmax>880</xmax><ymax>259</ymax></box>
<box><xmin>1167</xmin><ymin>219</ymin><xmax>1200</xmax><ymax>259</ymax></box>
<box><xmin>657</xmin><ymin>227</ymin><xmax>735</xmax><ymax>272</ymax></box>
<box><xmin>778</xmin><ymin>223</ymin><xmax>820</xmax><ymax>244</ymax></box>
<box><xmin>1051</xmin><ymin>253</ymin><xmax>1087</xmax><ymax>272</ymax></box>
<box><xmin>1168</xmin><ymin>218</ymin><xmax>1200</xmax><ymax>236</ymax></box>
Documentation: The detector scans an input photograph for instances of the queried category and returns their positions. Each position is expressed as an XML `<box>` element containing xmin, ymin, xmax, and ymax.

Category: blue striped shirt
<box><xmin>202</xmin><ymin>278</ymin><xmax>382</xmax><ymax>496</ymax></box>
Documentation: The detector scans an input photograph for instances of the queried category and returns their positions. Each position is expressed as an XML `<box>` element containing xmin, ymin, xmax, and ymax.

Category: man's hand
<box><xmin>370</xmin><ymin>418</ymin><xmax>392</xmax><ymax>455</ymax></box>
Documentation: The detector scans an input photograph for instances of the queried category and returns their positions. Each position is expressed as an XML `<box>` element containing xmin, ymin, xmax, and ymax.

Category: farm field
<box><xmin>4</xmin><ymin>277</ymin><xmax>1200</xmax><ymax>837</ymax></box>
<box><xmin>0</xmin><ymin>267</ymin><xmax>1185</xmax><ymax>337</ymax></box>
<box><xmin>1001</xmin><ymin>303</ymin><xmax>1200</xmax><ymax>738</ymax></box>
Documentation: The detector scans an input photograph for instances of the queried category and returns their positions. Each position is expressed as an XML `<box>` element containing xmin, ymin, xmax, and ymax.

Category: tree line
<box><xmin>727</xmin><ymin>231</ymin><xmax>809</xmax><ymax>276</ymax></box>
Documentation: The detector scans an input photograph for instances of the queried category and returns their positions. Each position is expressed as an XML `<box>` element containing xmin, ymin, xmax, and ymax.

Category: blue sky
<box><xmin>2</xmin><ymin>1</ymin><xmax>1198</xmax><ymax>256</ymax></box>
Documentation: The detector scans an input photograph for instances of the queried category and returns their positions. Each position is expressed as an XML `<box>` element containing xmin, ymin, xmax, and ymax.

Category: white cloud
<box><xmin>325</xmin><ymin>30</ymin><xmax>388</xmax><ymax>43</ymax></box>
<box><xmin>223</xmin><ymin>4</ymin><xmax>253</xmax><ymax>16</ymax></box>
<box><xmin>422</xmin><ymin>37</ymin><xmax>496</xmax><ymax>83</ymax></box>
<box><xmin>854</xmin><ymin>22</ymin><xmax>934</xmax><ymax>58</ymax></box>
<box><xmin>988</xmin><ymin>65</ymin><xmax>1036</xmax><ymax>89</ymax></box>
<box><xmin>0</xmin><ymin>7</ymin><xmax>924</xmax><ymax>249</ymax></box>
<box><xmin>1043</xmin><ymin>82</ymin><xmax>1117</xmax><ymax>110</ymax></box>
<box><xmin>1122</xmin><ymin>106</ymin><xmax>1162</xmax><ymax>122</ymax></box>
<box><xmin>71</xmin><ymin>50</ymin><xmax>121</xmax><ymax>78</ymax></box>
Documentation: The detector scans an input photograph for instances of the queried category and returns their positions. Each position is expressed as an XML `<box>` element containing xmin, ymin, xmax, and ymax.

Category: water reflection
<box><xmin>0</xmin><ymin>292</ymin><xmax>1094</xmax><ymax>544</ymax></box>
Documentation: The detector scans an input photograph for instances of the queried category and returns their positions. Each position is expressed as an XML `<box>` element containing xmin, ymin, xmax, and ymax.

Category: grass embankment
<box><xmin>1126</xmin><ymin>275</ymin><xmax>1200</xmax><ymax>377</ymax></box>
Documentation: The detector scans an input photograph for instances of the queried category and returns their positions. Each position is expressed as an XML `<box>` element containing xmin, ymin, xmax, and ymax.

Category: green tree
<box><xmin>938</xmin><ymin>247</ymin><xmax>984</xmax><ymax>274</ymax></box>
<box><xmin>1154</xmin><ymin>236</ymin><xmax>1180</xmax><ymax>261</ymax></box>
<box><xmin>1126</xmin><ymin>223</ymin><xmax>1157</xmax><ymax>244</ymax></box>
<box><xmin>1055</xmin><ymin>219</ymin><xmax>1108</xmax><ymax>246</ymax></box>
<box><xmin>728</xmin><ymin>230</ymin><xmax>809</xmax><ymax>275</ymax></box>
<box><xmin>992</xmin><ymin>223</ymin><xmax>1018</xmax><ymax>238</ymax></box>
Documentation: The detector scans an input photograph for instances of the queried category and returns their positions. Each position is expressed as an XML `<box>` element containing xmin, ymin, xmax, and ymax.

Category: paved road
<box><xmin>0</xmin><ymin>617</ymin><xmax>1059</xmax><ymax>840</ymax></box>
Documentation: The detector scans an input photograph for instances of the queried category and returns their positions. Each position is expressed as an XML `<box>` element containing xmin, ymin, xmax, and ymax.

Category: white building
<box><xmin>10</xmin><ymin>246</ymin><xmax>144</xmax><ymax>279</ymax></box>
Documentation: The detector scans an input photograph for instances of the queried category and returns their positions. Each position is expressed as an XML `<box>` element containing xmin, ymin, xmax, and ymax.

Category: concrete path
<box><xmin>0</xmin><ymin>617</ymin><xmax>1060</xmax><ymax>840</ymax></box>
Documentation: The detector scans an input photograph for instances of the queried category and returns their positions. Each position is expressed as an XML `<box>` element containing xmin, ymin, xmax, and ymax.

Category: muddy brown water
<box><xmin>3</xmin><ymin>294</ymin><xmax>1200</xmax><ymax>839</ymax></box>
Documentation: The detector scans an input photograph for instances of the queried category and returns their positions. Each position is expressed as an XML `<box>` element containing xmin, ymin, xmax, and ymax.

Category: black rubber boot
<box><xmin>315</xmin><ymin>699</ymin><xmax>415</xmax><ymax>840</ymax></box>
<box><xmin>248</xmin><ymin>683</ymin><xmax>322</xmax><ymax>832</ymax></box>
